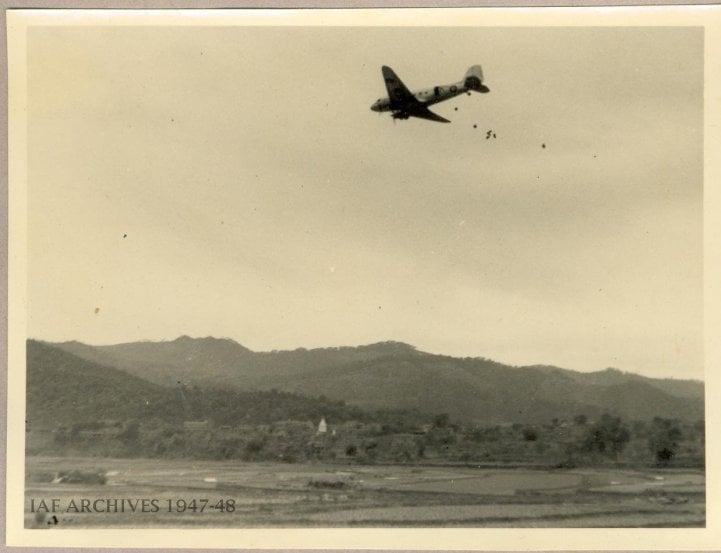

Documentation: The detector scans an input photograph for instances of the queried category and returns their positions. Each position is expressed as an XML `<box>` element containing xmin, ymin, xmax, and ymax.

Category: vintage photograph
<box><xmin>6</xmin><ymin>6</ymin><xmax>721</xmax><ymax>549</ymax></box>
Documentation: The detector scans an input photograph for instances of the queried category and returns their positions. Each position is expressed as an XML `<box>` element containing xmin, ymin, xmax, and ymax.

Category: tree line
<box><xmin>38</xmin><ymin>410</ymin><xmax>704</xmax><ymax>469</ymax></box>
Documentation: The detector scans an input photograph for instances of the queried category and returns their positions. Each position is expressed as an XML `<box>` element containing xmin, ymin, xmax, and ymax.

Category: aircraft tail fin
<box><xmin>464</xmin><ymin>65</ymin><xmax>490</xmax><ymax>93</ymax></box>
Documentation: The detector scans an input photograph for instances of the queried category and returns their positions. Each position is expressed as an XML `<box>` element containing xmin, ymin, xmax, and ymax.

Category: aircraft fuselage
<box><xmin>371</xmin><ymin>79</ymin><xmax>474</xmax><ymax>113</ymax></box>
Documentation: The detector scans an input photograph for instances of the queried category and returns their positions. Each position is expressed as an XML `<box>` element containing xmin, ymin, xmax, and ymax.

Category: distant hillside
<box><xmin>46</xmin><ymin>336</ymin><xmax>704</xmax><ymax>424</ymax></box>
<box><xmin>55</xmin><ymin>336</ymin><xmax>420</xmax><ymax>388</ymax></box>
<box><xmin>26</xmin><ymin>340</ymin><xmax>371</xmax><ymax>429</ymax></box>
<box><xmin>52</xmin><ymin>336</ymin><xmax>255</xmax><ymax>388</ymax></box>
<box><xmin>545</xmin><ymin>366</ymin><xmax>704</xmax><ymax>400</ymax></box>
<box><xmin>27</xmin><ymin>340</ymin><xmax>175</xmax><ymax>426</ymax></box>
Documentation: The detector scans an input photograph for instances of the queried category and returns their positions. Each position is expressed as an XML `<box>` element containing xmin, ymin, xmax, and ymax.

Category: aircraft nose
<box><xmin>370</xmin><ymin>102</ymin><xmax>379</xmax><ymax>112</ymax></box>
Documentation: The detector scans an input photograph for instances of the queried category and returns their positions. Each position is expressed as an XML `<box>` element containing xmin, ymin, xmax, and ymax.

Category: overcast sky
<box><xmin>25</xmin><ymin>24</ymin><xmax>703</xmax><ymax>379</ymax></box>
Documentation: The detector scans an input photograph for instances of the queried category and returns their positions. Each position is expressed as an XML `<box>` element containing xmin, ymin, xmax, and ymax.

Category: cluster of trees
<box><xmin>601</xmin><ymin>415</ymin><xmax>703</xmax><ymax>467</ymax></box>
<box><xmin>522</xmin><ymin>415</ymin><xmax>703</xmax><ymax>468</ymax></box>
<box><xmin>576</xmin><ymin>414</ymin><xmax>631</xmax><ymax>460</ymax></box>
<box><xmin>173</xmin><ymin>385</ymin><xmax>372</xmax><ymax>426</ymax></box>
<box><xmin>40</xmin><ymin>410</ymin><xmax>704</xmax><ymax>469</ymax></box>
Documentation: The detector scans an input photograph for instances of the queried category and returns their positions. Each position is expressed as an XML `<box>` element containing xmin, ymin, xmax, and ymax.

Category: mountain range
<box><xmin>30</xmin><ymin>336</ymin><xmax>704</xmax><ymax>424</ymax></box>
<box><xmin>26</xmin><ymin>340</ymin><xmax>366</xmax><ymax>429</ymax></box>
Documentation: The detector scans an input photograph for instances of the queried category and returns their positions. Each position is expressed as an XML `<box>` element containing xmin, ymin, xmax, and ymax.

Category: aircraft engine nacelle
<box><xmin>464</xmin><ymin>65</ymin><xmax>490</xmax><ymax>93</ymax></box>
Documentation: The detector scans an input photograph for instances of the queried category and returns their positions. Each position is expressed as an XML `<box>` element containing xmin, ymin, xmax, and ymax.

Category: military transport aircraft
<box><xmin>370</xmin><ymin>65</ymin><xmax>490</xmax><ymax>123</ymax></box>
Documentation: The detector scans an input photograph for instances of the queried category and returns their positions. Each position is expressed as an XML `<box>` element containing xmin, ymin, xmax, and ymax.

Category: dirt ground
<box><xmin>24</xmin><ymin>456</ymin><xmax>705</xmax><ymax>528</ymax></box>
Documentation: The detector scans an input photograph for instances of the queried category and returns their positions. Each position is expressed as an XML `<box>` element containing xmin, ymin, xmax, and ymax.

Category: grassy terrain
<box><xmin>25</xmin><ymin>456</ymin><xmax>704</xmax><ymax>528</ymax></box>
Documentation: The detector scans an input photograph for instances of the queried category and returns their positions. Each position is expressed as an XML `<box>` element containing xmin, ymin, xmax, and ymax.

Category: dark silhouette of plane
<box><xmin>371</xmin><ymin>65</ymin><xmax>490</xmax><ymax>123</ymax></box>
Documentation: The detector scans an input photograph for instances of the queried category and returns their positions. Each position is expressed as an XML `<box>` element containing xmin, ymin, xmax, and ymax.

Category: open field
<box><xmin>25</xmin><ymin>456</ymin><xmax>704</xmax><ymax>527</ymax></box>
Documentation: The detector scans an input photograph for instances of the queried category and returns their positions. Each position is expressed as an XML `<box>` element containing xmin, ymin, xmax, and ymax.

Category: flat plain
<box><xmin>25</xmin><ymin>456</ymin><xmax>705</xmax><ymax>528</ymax></box>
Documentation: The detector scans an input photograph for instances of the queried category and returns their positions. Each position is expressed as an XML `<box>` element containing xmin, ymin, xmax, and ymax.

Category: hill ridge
<box><xmin>42</xmin><ymin>336</ymin><xmax>704</xmax><ymax>423</ymax></box>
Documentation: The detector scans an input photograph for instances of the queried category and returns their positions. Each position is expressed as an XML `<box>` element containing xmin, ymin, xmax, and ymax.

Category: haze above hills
<box><xmin>32</xmin><ymin>336</ymin><xmax>704</xmax><ymax>424</ymax></box>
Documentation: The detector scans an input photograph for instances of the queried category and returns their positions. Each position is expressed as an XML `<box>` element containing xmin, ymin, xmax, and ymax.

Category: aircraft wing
<box><xmin>409</xmin><ymin>106</ymin><xmax>451</xmax><ymax>123</ymax></box>
<box><xmin>382</xmin><ymin>66</ymin><xmax>416</xmax><ymax>105</ymax></box>
<box><xmin>381</xmin><ymin>66</ymin><xmax>450</xmax><ymax>123</ymax></box>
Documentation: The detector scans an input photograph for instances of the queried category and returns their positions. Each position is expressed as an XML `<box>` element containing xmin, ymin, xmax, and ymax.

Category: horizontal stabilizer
<box><xmin>464</xmin><ymin>64</ymin><xmax>489</xmax><ymax>93</ymax></box>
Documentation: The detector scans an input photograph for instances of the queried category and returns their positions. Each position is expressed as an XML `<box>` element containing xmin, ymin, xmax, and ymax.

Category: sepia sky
<box><xmin>25</xmin><ymin>24</ymin><xmax>703</xmax><ymax>379</ymax></box>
